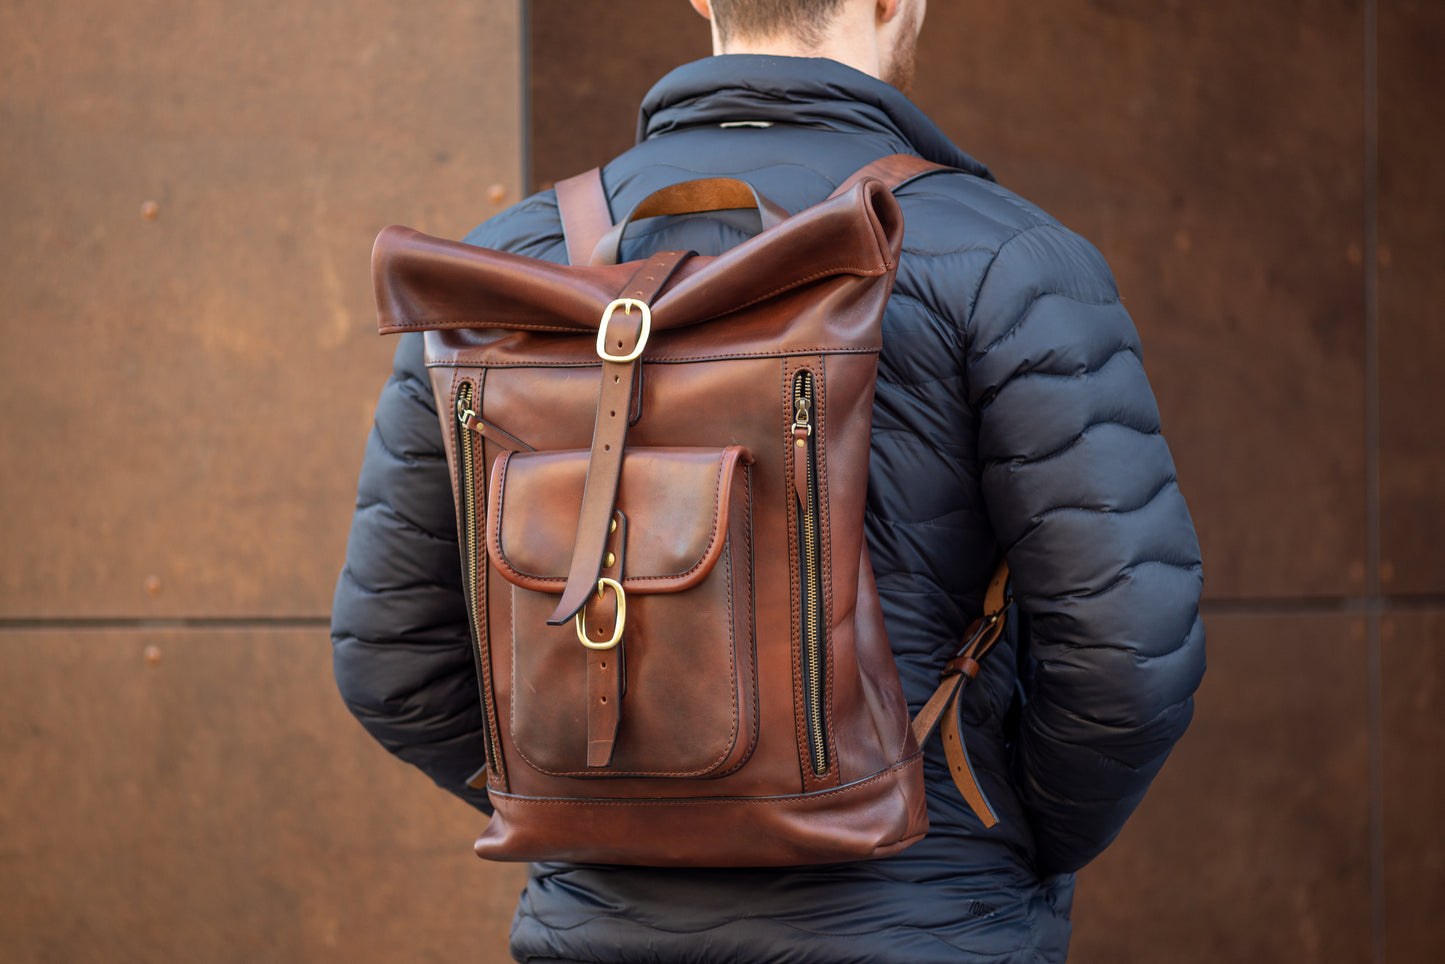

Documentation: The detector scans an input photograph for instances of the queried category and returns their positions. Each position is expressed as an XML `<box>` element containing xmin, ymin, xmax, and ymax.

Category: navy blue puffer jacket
<box><xmin>332</xmin><ymin>55</ymin><xmax>1205</xmax><ymax>964</ymax></box>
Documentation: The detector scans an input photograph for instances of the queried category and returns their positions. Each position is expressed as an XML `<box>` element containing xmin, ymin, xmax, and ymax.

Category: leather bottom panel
<box><xmin>473</xmin><ymin>754</ymin><xmax>928</xmax><ymax>867</ymax></box>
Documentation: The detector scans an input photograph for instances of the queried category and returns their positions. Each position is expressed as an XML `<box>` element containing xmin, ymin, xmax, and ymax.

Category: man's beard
<box><xmin>882</xmin><ymin>5</ymin><xmax>919</xmax><ymax>99</ymax></box>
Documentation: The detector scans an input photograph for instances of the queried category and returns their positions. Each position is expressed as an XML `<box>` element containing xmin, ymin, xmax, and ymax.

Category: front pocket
<box><xmin>487</xmin><ymin>446</ymin><xmax>757</xmax><ymax>779</ymax></box>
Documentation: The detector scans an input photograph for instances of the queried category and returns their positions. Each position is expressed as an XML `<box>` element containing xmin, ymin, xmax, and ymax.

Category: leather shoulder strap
<box><xmin>555</xmin><ymin>168</ymin><xmax>613</xmax><ymax>266</ymax></box>
<box><xmin>555</xmin><ymin>155</ymin><xmax>944</xmax><ymax>266</ymax></box>
<box><xmin>830</xmin><ymin>153</ymin><xmax>955</xmax><ymax>198</ymax></box>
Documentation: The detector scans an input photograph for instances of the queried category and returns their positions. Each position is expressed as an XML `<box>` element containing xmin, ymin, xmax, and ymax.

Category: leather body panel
<box><xmin>384</xmin><ymin>178</ymin><xmax>926</xmax><ymax>864</ymax></box>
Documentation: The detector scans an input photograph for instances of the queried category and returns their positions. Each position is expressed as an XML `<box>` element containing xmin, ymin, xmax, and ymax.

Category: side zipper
<box><xmin>455</xmin><ymin>381</ymin><xmax>502</xmax><ymax>777</ymax></box>
<box><xmin>791</xmin><ymin>369</ymin><xmax>828</xmax><ymax>776</ymax></box>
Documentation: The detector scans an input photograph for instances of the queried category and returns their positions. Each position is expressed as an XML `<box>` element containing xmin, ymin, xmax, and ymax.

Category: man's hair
<box><xmin>710</xmin><ymin>0</ymin><xmax>846</xmax><ymax>48</ymax></box>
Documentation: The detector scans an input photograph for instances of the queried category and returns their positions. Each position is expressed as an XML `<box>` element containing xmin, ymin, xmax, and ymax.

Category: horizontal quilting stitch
<box><xmin>348</xmin><ymin>501</ymin><xmax>455</xmax><ymax>545</ymax></box>
<box><xmin>986</xmin><ymin>420</ymin><xmax>1161</xmax><ymax>468</ymax></box>
<box><xmin>368</xmin><ymin>418</ymin><xmax>448</xmax><ymax>468</ymax></box>
<box><xmin>1039</xmin><ymin>559</ymin><xmax>1204</xmax><ymax>604</ymax></box>
<box><xmin>869</xmin><ymin>425</ymin><xmax>971</xmax><ymax>461</ymax></box>
<box><xmin>1024</xmin><ymin>687</ymin><xmax>1194</xmax><ymax>740</ymax></box>
<box><xmin>876</xmin><ymin>368</ymin><xmax>965</xmax><ymax>390</ymax></box>
<box><xmin>974</xmin><ymin>291</ymin><xmax>1128</xmax><ymax>359</ymax></box>
<box><xmin>981</xmin><ymin>344</ymin><xmax>1137</xmax><ymax>400</ymax></box>
<box><xmin>1025</xmin><ymin>475</ymin><xmax>1177</xmax><ymax>523</ymax></box>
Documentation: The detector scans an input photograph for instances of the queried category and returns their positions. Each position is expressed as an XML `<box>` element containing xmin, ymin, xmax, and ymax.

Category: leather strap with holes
<box><xmin>584</xmin><ymin>511</ymin><xmax>627</xmax><ymax>767</ymax></box>
<box><xmin>544</xmin><ymin>250</ymin><xmax>691</xmax><ymax>626</ymax></box>
<box><xmin>910</xmin><ymin>561</ymin><xmax>1012</xmax><ymax>828</ymax></box>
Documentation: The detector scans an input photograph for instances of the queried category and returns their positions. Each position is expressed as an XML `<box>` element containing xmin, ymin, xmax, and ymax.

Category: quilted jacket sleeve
<box><xmin>968</xmin><ymin>224</ymin><xmax>1206</xmax><ymax>876</ymax></box>
<box><xmin>331</xmin><ymin>332</ymin><xmax>492</xmax><ymax>813</ymax></box>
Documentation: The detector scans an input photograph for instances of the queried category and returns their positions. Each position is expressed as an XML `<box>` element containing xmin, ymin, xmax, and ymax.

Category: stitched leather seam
<box><xmin>488</xmin><ymin>754</ymin><xmax>923</xmax><ymax>806</ymax></box>
<box><xmin>813</xmin><ymin>359</ymin><xmax>838</xmax><ymax>785</ymax></box>
<box><xmin>424</xmin><ymin>347</ymin><xmax>880</xmax><ymax>368</ymax></box>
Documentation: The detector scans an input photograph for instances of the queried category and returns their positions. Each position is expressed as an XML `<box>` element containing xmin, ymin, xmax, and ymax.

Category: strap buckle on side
<box><xmin>597</xmin><ymin>299</ymin><xmax>652</xmax><ymax>363</ymax></box>
<box><xmin>908</xmin><ymin>560</ymin><xmax>1013</xmax><ymax>829</ymax></box>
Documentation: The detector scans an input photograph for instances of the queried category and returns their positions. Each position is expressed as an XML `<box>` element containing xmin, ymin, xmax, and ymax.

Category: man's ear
<box><xmin>876</xmin><ymin>0</ymin><xmax>903</xmax><ymax>24</ymax></box>
<box><xmin>689</xmin><ymin>0</ymin><xmax>712</xmax><ymax>20</ymax></box>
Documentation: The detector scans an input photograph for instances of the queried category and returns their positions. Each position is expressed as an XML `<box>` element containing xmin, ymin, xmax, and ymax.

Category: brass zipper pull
<box><xmin>791</xmin><ymin>394</ymin><xmax>811</xmax><ymax>436</ymax></box>
<box><xmin>791</xmin><ymin>382</ymin><xmax>812</xmax><ymax>506</ymax></box>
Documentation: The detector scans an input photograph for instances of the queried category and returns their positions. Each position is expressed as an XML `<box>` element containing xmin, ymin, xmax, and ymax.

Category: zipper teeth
<box><xmin>795</xmin><ymin>371</ymin><xmax>827</xmax><ymax>776</ymax></box>
<box><xmin>456</xmin><ymin>383</ymin><xmax>501</xmax><ymax>773</ymax></box>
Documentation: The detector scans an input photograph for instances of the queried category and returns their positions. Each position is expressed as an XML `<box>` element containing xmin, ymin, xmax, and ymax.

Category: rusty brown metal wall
<box><xmin>526</xmin><ymin>1</ymin><xmax>1445</xmax><ymax>961</ymax></box>
<box><xmin>0</xmin><ymin>1</ymin><xmax>528</xmax><ymax>961</ymax></box>
<box><xmin>4</xmin><ymin>0</ymin><xmax>1441</xmax><ymax>962</ymax></box>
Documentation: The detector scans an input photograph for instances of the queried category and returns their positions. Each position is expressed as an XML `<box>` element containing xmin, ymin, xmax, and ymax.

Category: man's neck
<box><xmin>710</xmin><ymin>18</ymin><xmax>884</xmax><ymax>81</ymax></box>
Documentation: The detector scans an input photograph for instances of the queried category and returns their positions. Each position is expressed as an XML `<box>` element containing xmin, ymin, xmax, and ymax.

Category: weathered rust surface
<box><xmin>1071</xmin><ymin>613</ymin><xmax>1372</xmax><ymax>963</ymax></box>
<box><xmin>0</xmin><ymin>628</ymin><xmax>525</xmax><ymax>963</ymax></box>
<box><xmin>1381</xmin><ymin>609</ymin><xmax>1445</xmax><ymax>962</ymax></box>
<box><xmin>528</xmin><ymin>0</ymin><xmax>710</xmax><ymax>190</ymax></box>
<box><xmin>0</xmin><ymin>0</ymin><xmax>523</xmax><ymax>618</ymax></box>
<box><xmin>1378</xmin><ymin>0</ymin><xmax>1445</xmax><ymax>597</ymax></box>
<box><xmin>915</xmin><ymin>2</ymin><xmax>1369</xmax><ymax>601</ymax></box>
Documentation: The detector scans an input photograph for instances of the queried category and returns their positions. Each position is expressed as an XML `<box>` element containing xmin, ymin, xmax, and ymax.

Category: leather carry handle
<box><xmin>554</xmin><ymin>153</ymin><xmax>951</xmax><ymax>268</ymax></box>
<box><xmin>589</xmin><ymin>178</ymin><xmax>790</xmax><ymax>266</ymax></box>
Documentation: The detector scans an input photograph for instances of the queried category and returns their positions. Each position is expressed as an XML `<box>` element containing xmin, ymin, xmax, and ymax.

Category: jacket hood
<box><xmin>637</xmin><ymin>55</ymin><xmax>995</xmax><ymax>182</ymax></box>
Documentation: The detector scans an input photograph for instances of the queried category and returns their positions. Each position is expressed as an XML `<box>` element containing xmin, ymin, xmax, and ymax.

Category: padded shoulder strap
<box><xmin>830</xmin><ymin>153</ymin><xmax>954</xmax><ymax>197</ymax></box>
<box><xmin>555</xmin><ymin>168</ymin><xmax>613</xmax><ymax>267</ymax></box>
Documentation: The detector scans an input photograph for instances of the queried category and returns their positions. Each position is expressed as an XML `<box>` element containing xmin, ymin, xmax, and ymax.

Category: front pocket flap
<box><xmin>488</xmin><ymin>446</ymin><xmax>751</xmax><ymax>594</ymax></box>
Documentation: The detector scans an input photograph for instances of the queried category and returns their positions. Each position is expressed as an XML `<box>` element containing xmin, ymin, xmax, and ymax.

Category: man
<box><xmin>332</xmin><ymin>1</ymin><xmax>1206</xmax><ymax>961</ymax></box>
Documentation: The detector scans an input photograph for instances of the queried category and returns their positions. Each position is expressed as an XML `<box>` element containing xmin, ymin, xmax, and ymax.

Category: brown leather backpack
<box><xmin>372</xmin><ymin>156</ymin><xmax>1009</xmax><ymax>867</ymax></box>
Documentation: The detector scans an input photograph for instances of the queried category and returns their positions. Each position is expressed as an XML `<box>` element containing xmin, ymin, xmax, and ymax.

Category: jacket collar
<box><xmin>637</xmin><ymin>55</ymin><xmax>993</xmax><ymax>182</ymax></box>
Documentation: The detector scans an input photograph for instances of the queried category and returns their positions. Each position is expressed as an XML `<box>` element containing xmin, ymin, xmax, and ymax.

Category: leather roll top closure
<box><xmin>372</xmin><ymin>177</ymin><xmax>905</xmax><ymax>337</ymax></box>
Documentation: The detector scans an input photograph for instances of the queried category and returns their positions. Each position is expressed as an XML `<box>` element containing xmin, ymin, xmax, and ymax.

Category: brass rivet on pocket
<box><xmin>605</xmin><ymin>553</ymin><xmax>616</xmax><ymax>568</ymax></box>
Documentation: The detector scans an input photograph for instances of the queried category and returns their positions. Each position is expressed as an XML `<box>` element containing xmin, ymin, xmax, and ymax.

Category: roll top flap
<box><xmin>373</xmin><ymin>178</ymin><xmax>902</xmax><ymax>337</ymax></box>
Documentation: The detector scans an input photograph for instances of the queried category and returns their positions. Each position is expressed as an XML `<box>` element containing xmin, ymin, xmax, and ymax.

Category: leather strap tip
<box><xmin>544</xmin><ymin>600</ymin><xmax>585</xmax><ymax>627</ymax></box>
<box><xmin>465</xmin><ymin>764</ymin><xmax>490</xmax><ymax>790</ymax></box>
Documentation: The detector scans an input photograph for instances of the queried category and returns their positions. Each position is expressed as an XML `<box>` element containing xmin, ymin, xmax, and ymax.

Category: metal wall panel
<box><xmin>1070</xmin><ymin>613</ymin><xmax>1372</xmax><ymax>963</ymax></box>
<box><xmin>1378</xmin><ymin>0</ymin><xmax>1445</xmax><ymax>597</ymax></box>
<box><xmin>1381</xmin><ymin>609</ymin><xmax>1445</xmax><ymax>961</ymax></box>
<box><xmin>529</xmin><ymin>0</ymin><xmax>710</xmax><ymax>189</ymax></box>
<box><xmin>0</xmin><ymin>0</ymin><xmax>523</xmax><ymax>618</ymax></box>
<box><xmin>0</xmin><ymin>628</ymin><xmax>525</xmax><ymax>963</ymax></box>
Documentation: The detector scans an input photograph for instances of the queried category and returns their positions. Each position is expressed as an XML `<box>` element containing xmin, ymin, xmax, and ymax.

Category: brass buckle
<box><xmin>575</xmin><ymin>577</ymin><xmax>625</xmax><ymax>650</ymax></box>
<box><xmin>596</xmin><ymin>299</ymin><xmax>652</xmax><ymax>363</ymax></box>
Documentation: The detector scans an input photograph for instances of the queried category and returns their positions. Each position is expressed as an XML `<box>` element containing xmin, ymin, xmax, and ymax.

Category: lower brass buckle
<box><xmin>575</xmin><ymin>577</ymin><xmax>625</xmax><ymax>650</ymax></box>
